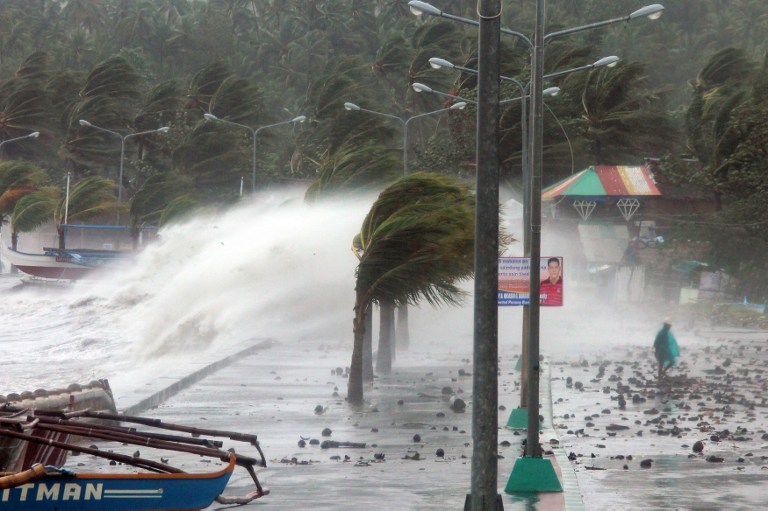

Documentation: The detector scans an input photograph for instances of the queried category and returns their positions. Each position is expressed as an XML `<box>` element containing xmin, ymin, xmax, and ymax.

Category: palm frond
<box><xmin>355</xmin><ymin>172</ymin><xmax>476</xmax><ymax>308</ymax></box>
<box><xmin>11</xmin><ymin>186</ymin><xmax>59</xmax><ymax>233</ymax></box>
<box><xmin>54</xmin><ymin>176</ymin><xmax>117</xmax><ymax>225</ymax></box>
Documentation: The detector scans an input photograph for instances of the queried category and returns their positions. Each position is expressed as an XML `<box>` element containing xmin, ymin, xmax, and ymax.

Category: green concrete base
<box><xmin>515</xmin><ymin>356</ymin><xmax>522</xmax><ymax>371</ymax></box>
<box><xmin>505</xmin><ymin>407</ymin><xmax>528</xmax><ymax>429</ymax></box>
<box><xmin>505</xmin><ymin>457</ymin><xmax>563</xmax><ymax>493</ymax></box>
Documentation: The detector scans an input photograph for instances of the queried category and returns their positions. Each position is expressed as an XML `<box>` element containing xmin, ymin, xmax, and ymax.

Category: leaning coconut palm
<box><xmin>305</xmin><ymin>141</ymin><xmax>400</xmax><ymax>202</ymax></box>
<box><xmin>129</xmin><ymin>172</ymin><xmax>194</xmax><ymax>248</ymax></box>
<box><xmin>0</xmin><ymin>160</ymin><xmax>48</xmax><ymax>247</ymax></box>
<box><xmin>348</xmin><ymin>173</ymin><xmax>476</xmax><ymax>404</ymax></box>
<box><xmin>9</xmin><ymin>187</ymin><xmax>57</xmax><ymax>250</ymax></box>
<box><xmin>10</xmin><ymin>176</ymin><xmax>117</xmax><ymax>250</ymax></box>
<box><xmin>158</xmin><ymin>194</ymin><xmax>201</xmax><ymax>226</ymax></box>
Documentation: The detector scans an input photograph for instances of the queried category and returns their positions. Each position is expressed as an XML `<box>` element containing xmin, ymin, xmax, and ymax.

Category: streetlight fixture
<box><xmin>411</xmin><ymin>83</ymin><xmax>475</xmax><ymax>105</ymax></box>
<box><xmin>429</xmin><ymin>55</ymin><xmax>619</xmax><ymax>81</ymax></box>
<box><xmin>343</xmin><ymin>101</ymin><xmax>466</xmax><ymax>175</ymax></box>
<box><xmin>203</xmin><ymin>113</ymin><xmax>306</xmax><ymax>193</ymax></box>
<box><xmin>428</xmin><ymin>55</ymin><xmax>617</xmax><ymax>183</ymax></box>
<box><xmin>78</xmin><ymin>120</ymin><xmax>170</xmax><ymax>220</ymax></box>
<box><xmin>410</xmin><ymin>0</ymin><xmax>665</xmax><ymax>503</ymax></box>
<box><xmin>413</xmin><ymin>79</ymin><xmax>559</xmax><ymax>105</ymax></box>
<box><xmin>0</xmin><ymin>131</ymin><xmax>40</xmax><ymax>152</ymax></box>
<box><xmin>409</xmin><ymin>1</ymin><xmax>664</xmax><ymax>45</ymax></box>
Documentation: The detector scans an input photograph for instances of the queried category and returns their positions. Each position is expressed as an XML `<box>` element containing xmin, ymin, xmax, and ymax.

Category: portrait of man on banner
<box><xmin>540</xmin><ymin>257</ymin><xmax>563</xmax><ymax>306</ymax></box>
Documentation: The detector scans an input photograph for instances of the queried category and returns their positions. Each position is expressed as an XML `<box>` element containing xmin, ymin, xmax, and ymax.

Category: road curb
<box><xmin>120</xmin><ymin>339</ymin><xmax>274</xmax><ymax>415</ymax></box>
<box><xmin>541</xmin><ymin>360</ymin><xmax>585</xmax><ymax>511</ymax></box>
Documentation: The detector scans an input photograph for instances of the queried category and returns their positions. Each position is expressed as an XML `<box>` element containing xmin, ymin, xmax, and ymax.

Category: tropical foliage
<box><xmin>672</xmin><ymin>49</ymin><xmax>768</xmax><ymax>299</ymax></box>
<box><xmin>0</xmin><ymin>1</ymin><xmax>767</xmax><ymax>365</ymax></box>
<box><xmin>348</xmin><ymin>173</ymin><xmax>476</xmax><ymax>404</ymax></box>
<box><xmin>11</xmin><ymin>176</ymin><xmax>116</xmax><ymax>249</ymax></box>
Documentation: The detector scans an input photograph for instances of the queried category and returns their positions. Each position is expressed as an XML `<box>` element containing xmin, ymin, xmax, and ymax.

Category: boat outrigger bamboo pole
<box><xmin>27</xmin><ymin>421</ymin><xmax>262</xmax><ymax>467</ymax></box>
<box><xmin>83</xmin><ymin>410</ymin><xmax>265</xmax><ymax>456</ymax></box>
<box><xmin>0</xmin><ymin>428</ymin><xmax>184</xmax><ymax>474</ymax></box>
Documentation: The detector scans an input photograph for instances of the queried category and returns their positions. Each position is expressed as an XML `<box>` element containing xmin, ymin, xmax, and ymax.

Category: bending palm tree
<box><xmin>0</xmin><ymin>160</ymin><xmax>48</xmax><ymax>248</ymax></box>
<box><xmin>11</xmin><ymin>176</ymin><xmax>117</xmax><ymax>250</ymax></box>
<box><xmin>349</xmin><ymin>173</ymin><xmax>475</xmax><ymax>404</ymax></box>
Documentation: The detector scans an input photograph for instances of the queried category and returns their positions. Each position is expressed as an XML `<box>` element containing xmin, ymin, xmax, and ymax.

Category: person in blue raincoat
<box><xmin>654</xmin><ymin>318</ymin><xmax>679</xmax><ymax>379</ymax></box>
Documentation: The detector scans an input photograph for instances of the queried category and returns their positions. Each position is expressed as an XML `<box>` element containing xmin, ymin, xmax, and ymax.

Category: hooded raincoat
<box><xmin>653</xmin><ymin>323</ymin><xmax>679</xmax><ymax>368</ymax></box>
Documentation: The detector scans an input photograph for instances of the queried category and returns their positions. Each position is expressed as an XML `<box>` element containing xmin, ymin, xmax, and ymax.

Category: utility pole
<box><xmin>469</xmin><ymin>0</ymin><xmax>502</xmax><ymax>508</ymax></box>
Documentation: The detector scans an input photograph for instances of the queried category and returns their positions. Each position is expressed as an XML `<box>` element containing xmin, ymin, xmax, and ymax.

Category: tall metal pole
<box><xmin>526</xmin><ymin>0</ymin><xmax>546</xmax><ymax>460</ymax></box>
<box><xmin>520</xmin><ymin>86</ymin><xmax>530</xmax><ymax>408</ymax></box>
<box><xmin>64</xmin><ymin>172</ymin><xmax>71</xmax><ymax>226</ymax></box>
<box><xmin>470</xmin><ymin>0</ymin><xmax>501</xmax><ymax>508</ymax></box>
<box><xmin>117</xmin><ymin>136</ymin><xmax>126</xmax><ymax>224</ymax></box>
<box><xmin>251</xmin><ymin>128</ymin><xmax>258</xmax><ymax>192</ymax></box>
<box><xmin>402</xmin><ymin>122</ymin><xmax>409</xmax><ymax>175</ymax></box>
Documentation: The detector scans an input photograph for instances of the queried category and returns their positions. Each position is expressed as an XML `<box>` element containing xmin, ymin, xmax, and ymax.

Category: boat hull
<box><xmin>0</xmin><ymin>454</ymin><xmax>235</xmax><ymax>511</ymax></box>
<box><xmin>1</xmin><ymin>244</ymin><xmax>95</xmax><ymax>279</ymax></box>
<box><xmin>1</xmin><ymin>244</ymin><xmax>131</xmax><ymax>280</ymax></box>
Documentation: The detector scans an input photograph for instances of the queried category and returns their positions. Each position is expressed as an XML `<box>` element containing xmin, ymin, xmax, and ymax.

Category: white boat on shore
<box><xmin>0</xmin><ymin>223</ymin><xmax>151</xmax><ymax>280</ymax></box>
<box><xmin>1</xmin><ymin>242</ymin><xmax>131</xmax><ymax>280</ymax></box>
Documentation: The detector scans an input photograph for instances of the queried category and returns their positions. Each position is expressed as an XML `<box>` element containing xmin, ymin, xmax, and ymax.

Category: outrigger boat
<box><xmin>0</xmin><ymin>243</ymin><xmax>133</xmax><ymax>280</ymax></box>
<box><xmin>0</xmin><ymin>408</ymin><xmax>268</xmax><ymax>509</ymax></box>
<box><xmin>1</xmin><ymin>221</ymin><xmax>156</xmax><ymax>280</ymax></box>
<box><xmin>0</xmin><ymin>452</ymin><xmax>239</xmax><ymax>511</ymax></box>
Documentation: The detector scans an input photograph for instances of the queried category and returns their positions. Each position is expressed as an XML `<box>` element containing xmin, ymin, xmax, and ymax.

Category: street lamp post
<box><xmin>428</xmin><ymin>54</ymin><xmax>616</xmax><ymax>416</ymax></box>
<box><xmin>524</xmin><ymin>3</ymin><xmax>663</xmax><ymax>470</ymax></box>
<box><xmin>409</xmin><ymin>0</ymin><xmax>665</xmax><ymax>500</ymax></box>
<box><xmin>78</xmin><ymin>120</ymin><xmax>169</xmax><ymax>223</ymax></box>
<box><xmin>343</xmin><ymin>101</ymin><xmax>467</xmax><ymax>176</ymax></box>
<box><xmin>470</xmin><ymin>2</ymin><xmax>502</xmax><ymax>507</ymax></box>
<box><xmin>0</xmin><ymin>131</ymin><xmax>40</xmax><ymax>153</ymax></box>
<box><xmin>203</xmin><ymin>113</ymin><xmax>306</xmax><ymax>193</ymax></box>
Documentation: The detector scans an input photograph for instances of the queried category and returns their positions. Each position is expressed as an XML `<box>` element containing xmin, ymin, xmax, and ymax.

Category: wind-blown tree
<box><xmin>184</xmin><ymin>61</ymin><xmax>231</xmax><ymax>114</ymax></box>
<box><xmin>128</xmin><ymin>79</ymin><xmax>183</xmax><ymax>197</ymax></box>
<box><xmin>299</xmin><ymin>56</ymin><xmax>393</xmax><ymax>165</ymax></box>
<box><xmin>566</xmin><ymin>60</ymin><xmax>681</xmax><ymax>166</ymax></box>
<box><xmin>158</xmin><ymin>194</ymin><xmax>201</xmax><ymax>226</ymax></box>
<box><xmin>62</xmin><ymin>56</ymin><xmax>142</xmax><ymax>169</ymax></box>
<box><xmin>685</xmin><ymin>48</ymin><xmax>755</xmax><ymax>178</ymax></box>
<box><xmin>174</xmin><ymin>61</ymin><xmax>273</xmax><ymax>196</ymax></box>
<box><xmin>11</xmin><ymin>176</ymin><xmax>116</xmax><ymax>250</ymax></box>
<box><xmin>0</xmin><ymin>160</ymin><xmax>48</xmax><ymax>247</ymax></box>
<box><xmin>0</xmin><ymin>52</ymin><xmax>53</xmax><ymax>160</ymax></box>
<box><xmin>129</xmin><ymin>172</ymin><xmax>194</xmax><ymax>249</ymax></box>
<box><xmin>674</xmin><ymin>50</ymin><xmax>768</xmax><ymax>299</ymax></box>
<box><xmin>304</xmin><ymin>141</ymin><xmax>400</xmax><ymax>202</ymax></box>
<box><xmin>349</xmin><ymin>173</ymin><xmax>476</xmax><ymax>404</ymax></box>
<box><xmin>172</xmin><ymin>122</ymin><xmax>245</xmax><ymax>204</ymax></box>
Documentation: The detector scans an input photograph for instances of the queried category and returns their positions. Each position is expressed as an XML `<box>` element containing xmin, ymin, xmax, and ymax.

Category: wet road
<box><xmin>66</xmin><ymin>327</ymin><xmax>768</xmax><ymax>510</ymax></box>
<box><xmin>551</xmin><ymin>328</ymin><xmax>768</xmax><ymax>510</ymax></box>
<box><xmin>74</xmin><ymin>340</ymin><xmax>555</xmax><ymax>510</ymax></box>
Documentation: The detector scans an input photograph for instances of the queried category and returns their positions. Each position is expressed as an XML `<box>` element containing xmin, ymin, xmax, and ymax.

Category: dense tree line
<box><xmin>1</xmin><ymin>0</ymin><xmax>768</xmax><ymax>293</ymax></box>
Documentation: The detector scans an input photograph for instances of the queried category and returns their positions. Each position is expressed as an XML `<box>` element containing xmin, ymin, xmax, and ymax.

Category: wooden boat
<box><xmin>0</xmin><ymin>244</ymin><xmax>132</xmax><ymax>280</ymax></box>
<box><xmin>0</xmin><ymin>452</ymin><xmax>238</xmax><ymax>510</ymax></box>
<box><xmin>0</xmin><ymin>381</ymin><xmax>117</xmax><ymax>473</ymax></box>
<box><xmin>0</xmin><ymin>409</ymin><xmax>268</xmax><ymax>508</ymax></box>
<box><xmin>1</xmin><ymin>222</ymin><xmax>156</xmax><ymax>280</ymax></box>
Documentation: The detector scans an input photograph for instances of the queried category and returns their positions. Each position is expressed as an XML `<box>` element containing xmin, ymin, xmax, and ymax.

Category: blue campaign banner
<box><xmin>498</xmin><ymin>256</ymin><xmax>563</xmax><ymax>306</ymax></box>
